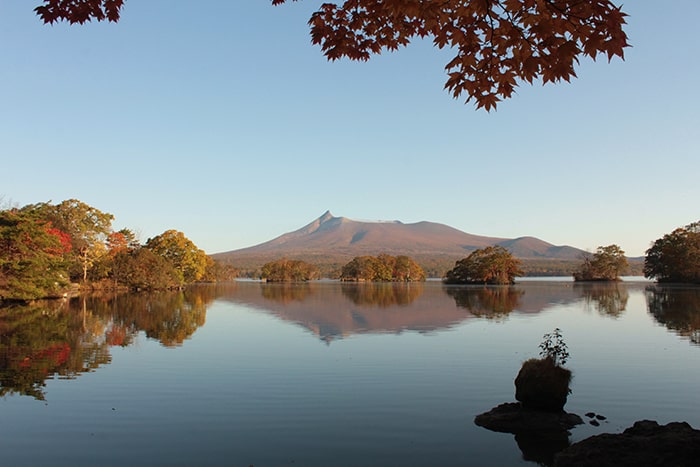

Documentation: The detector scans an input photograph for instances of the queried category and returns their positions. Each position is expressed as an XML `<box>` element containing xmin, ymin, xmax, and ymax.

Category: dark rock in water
<box><xmin>585</xmin><ymin>412</ymin><xmax>595</xmax><ymax>418</ymax></box>
<box><xmin>475</xmin><ymin>402</ymin><xmax>583</xmax><ymax>434</ymax></box>
<box><xmin>514</xmin><ymin>429</ymin><xmax>571</xmax><ymax>467</ymax></box>
<box><xmin>595</xmin><ymin>414</ymin><xmax>606</xmax><ymax>421</ymax></box>
<box><xmin>554</xmin><ymin>420</ymin><xmax>700</xmax><ymax>467</ymax></box>
<box><xmin>475</xmin><ymin>402</ymin><xmax>583</xmax><ymax>466</ymax></box>
<box><xmin>589</xmin><ymin>420</ymin><xmax>599</xmax><ymax>427</ymax></box>
<box><xmin>515</xmin><ymin>358</ymin><xmax>572</xmax><ymax>412</ymax></box>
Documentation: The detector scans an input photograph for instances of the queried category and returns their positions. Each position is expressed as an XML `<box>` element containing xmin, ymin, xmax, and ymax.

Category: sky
<box><xmin>1</xmin><ymin>1</ymin><xmax>698</xmax><ymax>258</ymax></box>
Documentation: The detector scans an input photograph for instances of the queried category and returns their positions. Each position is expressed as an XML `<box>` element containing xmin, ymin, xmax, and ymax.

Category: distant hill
<box><xmin>212</xmin><ymin>211</ymin><xmax>591</xmax><ymax>277</ymax></box>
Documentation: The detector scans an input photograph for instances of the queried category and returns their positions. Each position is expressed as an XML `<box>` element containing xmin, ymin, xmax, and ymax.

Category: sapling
<box><xmin>538</xmin><ymin>328</ymin><xmax>569</xmax><ymax>367</ymax></box>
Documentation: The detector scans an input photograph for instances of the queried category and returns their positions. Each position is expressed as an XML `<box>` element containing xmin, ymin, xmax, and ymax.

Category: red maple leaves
<box><xmin>35</xmin><ymin>0</ymin><xmax>123</xmax><ymax>25</ymax></box>
<box><xmin>34</xmin><ymin>0</ymin><xmax>629</xmax><ymax>110</ymax></box>
<box><xmin>273</xmin><ymin>0</ymin><xmax>630</xmax><ymax>110</ymax></box>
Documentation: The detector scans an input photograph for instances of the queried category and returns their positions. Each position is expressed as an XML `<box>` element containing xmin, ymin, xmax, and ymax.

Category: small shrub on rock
<box><xmin>515</xmin><ymin>328</ymin><xmax>573</xmax><ymax>412</ymax></box>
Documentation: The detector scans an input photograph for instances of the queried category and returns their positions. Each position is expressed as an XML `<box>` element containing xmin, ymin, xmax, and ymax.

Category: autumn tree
<box><xmin>444</xmin><ymin>245</ymin><xmax>522</xmax><ymax>284</ymax></box>
<box><xmin>27</xmin><ymin>199</ymin><xmax>114</xmax><ymax>283</ymax></box>
<box><xmin>201</xmin><ymin>256</ymin><xmax>238</xmax><ymax>282</ymax></box>
<box><xmin>340</xmin><ymin>254</ymin><xmax>425</xmax><ymax>282</ymax></box>
<box><xmin>644</xmin><ymin>221</ymin><xmax>700</xmax><ymax>284</ymax></box>
<box><xmin>573</xmin><ymin>244</ymin><xmax>629</xmax><ymax>281</ymax></box>
<box><xmin>393</xmin><ymin>255</ymin><xmax>426</xmax><ymax>282</ymax></box>
<box><xmin>91</xmin><ymin>228</ymin><xmax>141</xmax><ymax>285</ymax></box>
<box><xmin>145</xmin><ymin>230</ymin><xmax>208</xmax><ymax>284</ymax></box>
<box><xmin>111</xmin><ymin>248</ymin><xmax>181</xmax><ymax>290</ymax></box>
<box><xmin>0</xmin><ymin>209</ymin><xmax>71</xmax><ymax>300</ymax></box>
<box><xmin>260</xmin><ymin>258</ymin><xmax>320</xmax><ymax>282</ymax></box>
<box><xmin>34</xmin><ymin>0</ymin><xmax>629</xmax><ymax>110</ymax></box>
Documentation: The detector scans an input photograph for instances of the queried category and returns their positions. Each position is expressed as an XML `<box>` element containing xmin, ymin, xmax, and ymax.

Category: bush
<box><xmin>514</xmin><ymin>328</ymin><xmax>572</xmax><ymax>411</ymax></box>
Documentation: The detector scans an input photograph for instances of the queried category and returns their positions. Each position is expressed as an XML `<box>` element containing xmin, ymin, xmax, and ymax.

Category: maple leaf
<box><xmin>34</xmin><ymin>0</ymin><xmax>630</xmax><ymax>110</ymax></box>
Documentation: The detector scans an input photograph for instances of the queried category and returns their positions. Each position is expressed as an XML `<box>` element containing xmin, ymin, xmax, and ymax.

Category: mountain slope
<box><xmin>213</xmin><ymin>211</ymin><xmax>586</xmax><ymax>270</ymax></box>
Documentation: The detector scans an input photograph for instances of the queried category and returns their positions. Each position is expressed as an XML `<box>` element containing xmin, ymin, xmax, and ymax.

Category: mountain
<box><xmin>212</xmin><ymin>211</ymin><xmax>588</xmax><ymax>276</ymax></box>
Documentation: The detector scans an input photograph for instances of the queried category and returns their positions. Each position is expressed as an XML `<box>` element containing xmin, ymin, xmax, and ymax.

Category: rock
<box><xmin>475</xmin><ymin>402</ymin><xmax>583</xmax><ymax>434</ymax></box>
<box><xmin>515</xmin><ymin>358</ymin><xmax>572</xmax><ymax>412</ymax></box>
<box><xmin>475</xmin><ymin>402</ymin><xmax>583</xmax><ymax>466</ymax></box>
<box><xmin>554</xmin><ymin>420</ymin><xmax>700</xmax><ymax>467</ymax></box>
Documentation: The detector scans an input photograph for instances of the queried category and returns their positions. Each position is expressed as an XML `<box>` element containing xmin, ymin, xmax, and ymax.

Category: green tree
<box><xmin>444</xmin><ymin>246</ymin><xmax>522</xmax><ymax>285</ymax></box>
<box><xmin>34</xmin><ymin>0</ymin><xmax>629</xmax><ymax>110</ymax></box>
<box><xmin>27</xmin><ymin>199</ymin><xmax>114</xmax><ymax>283</ymax></box>
<box><xmin>93</xmin><ymin>228</ymin><xmax>141</xmax><ymax>286</ymax></box>
<box><xmin>112</xmin><ymin>248</ymin><xmax>181</xmax><ymax>290</ymax></box>
<box><xmin>145</xmin><ymin>230</ymin><xmax>208</xmax><ymax>284</ymax></box>
<box><xmin>644</xmin><ymin>221</ymin><xmax>700</xmax><ymax>284</ymax></box>
<box><xmin>0</xmin><ymin>209</ymin><xmax>70</xmax><ymax>300</ymax></box>
<box><xmin>260</xmin><ymin>258</ymin><xmax>320</xmax><ymax>282</ymax></box>
<box><xmin>573</xmin><ymin>244</ymin><xmax>629</xmax><ymax>281</ymax></box>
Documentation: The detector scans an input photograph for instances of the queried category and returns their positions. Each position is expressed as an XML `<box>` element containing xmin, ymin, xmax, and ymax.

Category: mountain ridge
<box><xmin>212</xmin><ymin>211</ymin><xmax>589</xmax><ymax>276</ymax></box>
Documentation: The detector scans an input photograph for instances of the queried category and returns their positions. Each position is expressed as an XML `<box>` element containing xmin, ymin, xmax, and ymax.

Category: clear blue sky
<box><xmin>1</xmin><ymin>1</ymin><xmax>698</xmax><ymax>257</ymax></box>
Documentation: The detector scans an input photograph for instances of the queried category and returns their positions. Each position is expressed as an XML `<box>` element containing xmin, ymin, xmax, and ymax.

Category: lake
<box><xmin>1</xmin><ymin>279</ymin><xmax>699</xmax><ymax>466</ymax></box>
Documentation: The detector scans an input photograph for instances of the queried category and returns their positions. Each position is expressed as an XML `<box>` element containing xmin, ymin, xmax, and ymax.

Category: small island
<box><xmin>573</xmin><ymin>245</ymin><xmax>628</xmax><ymax>282</ymax></box>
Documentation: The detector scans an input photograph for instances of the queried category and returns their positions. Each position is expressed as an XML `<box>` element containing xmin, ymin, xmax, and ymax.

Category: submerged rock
<box><xmin>475</xmin><ymin>402</ymin><xmax>583</xmax><ymax>466</ymax></box>
<box><xmin>475</xmin><ymin>402</ymin><xmax>583</xmax><ymax>434</ymax></box>
<box><xmin>554</xmin><ymin>420</ymin><xmax>700</xmax><ymax>467</ymax></box>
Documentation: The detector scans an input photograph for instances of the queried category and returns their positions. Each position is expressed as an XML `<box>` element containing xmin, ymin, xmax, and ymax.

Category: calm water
<box><xmin>1</xmin><ymin>280</ymin><xmax>699</xmax><ymax>466</ymax></box>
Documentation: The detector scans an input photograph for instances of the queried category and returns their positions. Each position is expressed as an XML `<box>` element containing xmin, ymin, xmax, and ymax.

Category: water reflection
<box><xmin>260</xmin><ymin>282</ymin><xmax>315</xmax><ymax>303</ymax></box>
<box><xmin>646</xmin><ymin>285</ymin><xmax>700</xmax><ymax>345</ymax></box>
<box><xmin>444</xmin><ymin>286</ymin><xmax>524</xmax><ymax>320</ymax></box>
<box><xmin>5</xmin><ymin>281</ymin><xmax>693</xmax><ymax>401</ymax></box>
<box><xmin>515</xmin><ymin>430</ymin><xmax>571</xmax><ymax>467</ymax></box>
<box><xmin>226</xmin><ymin>282</ymin><xmax>467</xmax><ymax>344</ymax></box>
<box><xmin>575</xmin><ymin>282</ymin><xmax>629</xmax><ymax>317</ymax></box>
<box><xmin>225</xmin><ymin>281</ymin><xmax>652</xmax><ymax>343</ymax></box>
<box><xmin>0</xmin><ymin>287</ymin><xmax>218</xmax><ymax>399</ymax></box>
<box><xmin>341</xmin><ymin>282</ymin><xmax>424</xmax><ymax>306</ymax></box>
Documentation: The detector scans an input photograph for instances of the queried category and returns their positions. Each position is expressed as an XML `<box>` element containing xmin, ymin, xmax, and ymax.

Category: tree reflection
<box><xmin>575</xmin><ymin>282</ymin><xmax>629</xmax><ymax>317</ymax></box>
<box><xmin>444</xmin><ymin>286</ymin><xmax>523</xmax><ymax>319</ymax></box>
<box><xmin>340</xmin><ymin>282</ymin><xmax>424</xmax><ymax>307</ymax></box>
<box><xmin>260</xmin><ymin>282</ymin><xmax>316</xmax><ymax>303</ymax></box>
<box><xmin>646</xmin><ymin>286</ymin><xmax>700</xmax><ymax>345</ymax></box>
<box><xmin>0</xmin><ymin>285</ymin><xmax>219</xmax><ymax>399</ymax></box>
<box><xmin>0</xmin><ymin>299</ymin><xmax>111</xmax><ymax>400</ymax></box>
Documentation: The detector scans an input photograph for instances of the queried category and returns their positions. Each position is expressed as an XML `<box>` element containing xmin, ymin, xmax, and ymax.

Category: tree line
<box><xmin>235</xmin><ymin>219</ymin><xmax>700</xmax><ymax>285</ymax></box>
<box><xmin>0</xmin><ymin>199</ymin><xmax>235</xmax><ymax>301</ymax></box>
<box><xmin>3</xmin><ymin>197</ymin><xmax>696</xmax><ymax>299</ymax></box>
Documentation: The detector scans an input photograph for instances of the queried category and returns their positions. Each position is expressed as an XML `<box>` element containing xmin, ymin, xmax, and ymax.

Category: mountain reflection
<box><xmin>0</xmin><ymin>287</ymin><xmax>217</xmax><ymax>399</ymax></box>
<box><xmin>646</xmin><ymin>285</ymin><xmax>700</xmax><ymax>345</ymax></box>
